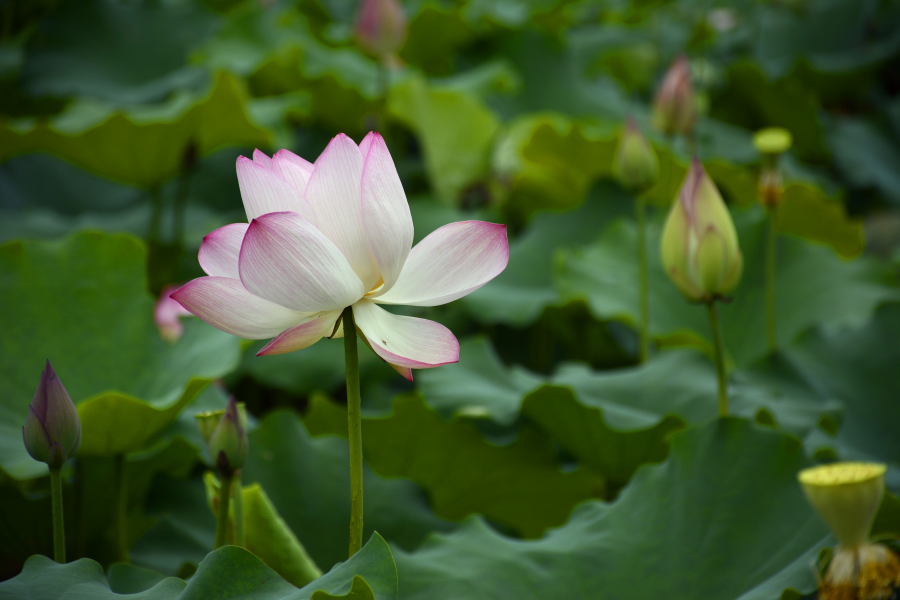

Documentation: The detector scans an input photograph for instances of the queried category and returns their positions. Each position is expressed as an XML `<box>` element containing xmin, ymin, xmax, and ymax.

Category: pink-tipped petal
<box><xmin>256</xmin><ymin>310</ymin><xmax>342</xmax><ymax>355</ymax></box>
<box><xmin>359</xmin><ymin>131</ymin><xmax>377</xmax><ymax>160</ymax></box>
<box><xmin>198</xmin><ymin>223</ymin><xmax>249</xmax><ymax>278</ymax></box>
<box><xmin>272</xmin><ymin>150</ymin><xmax>314</xmax><ymax>195</ymax></box>
<box><xmin>172</xmin><ymin>277</ymin><xmax>307</xmax><ymax>339</ymax></box>
<box><xmin>373</xmin><ymin>221</ymin><xmax>509</xmax><ymax>306</ymax></box>
<box><xmin>305</xmin><ymin>134</ymin><xmax>381</xmax><ymax>291</ymax></box>
<box><xmin>390</xmin><ymin>363</ymin><xmax>413</xmax><ymax>381</ymax></box>
<box><xmin>253</xmin><ymin>149</ymin><xmax>273</xmax><ymax>169</ymax></box>
<box><xmin>239</xmin><ymin>211</ymin><xmax>365</xmax><ymax>313</ymax></box>
<box><xmin>236</xmin><ymin>156</ymin><xmax>315</xmax><ymax>222</ymax></box>
<box><xmin>361</xmin><ymin>133</ymin><xmax>413</xmax><ymax>295</ymax></box>
<box><xmin>352</xmin><ymin>299</ymin><xmax>459</xmax><ymax>368</ymax></box>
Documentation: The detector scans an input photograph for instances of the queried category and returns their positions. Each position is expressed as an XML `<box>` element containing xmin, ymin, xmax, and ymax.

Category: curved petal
<box><xmin>359</xmin><ymin>131</ymin><xmax>377</xmax><ymax>160</ymax></box>
<box><xmin>237</xmin><ymin>156</ymin><xmax>315</xmax><ymax>223</ymax></box>
<box><xmin>256</xmin><ymin>310</ymin><xmax>342</xmax><ymax>356</ymax></box>
<box><xmin>390</xmin><ymin>363</ymin><xmax>413</xmax><ymax>381</ymax></box>
<box><xmin>171</xmin><ymin>277</ymin><xmax>307</xmax><ymax>339</ymax></box>
<box><xmin>361</xmin><ymin>133</ymin><xmax>413</xmax><ymax>296</ymax></box>
<box><xmin>352</xmin><ymin>299</ymin><xmax>459</xmax><ymax>368</ymax></box>
<box><xmin>252</xmin><ymin>149</ymin><xmax>273</xmax><ymax>169</ymax></box>
<box><xmin>374</xmin><ymin>221</ymin><xmax>509</xmax><ymax>306</ymax></box>
<box><xmin>239</xmin><ymin>211</ymin><xmax>365</xmax><ymax>312</ymax></box>
<box><xmin>305</xmin><ymin>134</ymin><xmax>380</xmax><ymax>290</ymax></box>
<box><xmin>198</xmin><ymin>223</ymin><xmax>248</xmax><ymax>278</ymax></box>
<box><xmin>272</xmin><ymin>150</ymin><xmax>314</xmax><ymax>195</ymax></box>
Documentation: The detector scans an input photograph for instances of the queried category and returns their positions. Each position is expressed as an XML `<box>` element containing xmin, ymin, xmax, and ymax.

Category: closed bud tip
<box><xmin>653</xmin><ymin>55</ymin><xmax>696</xmax><ymax>136</ymax></box>
<box><xmin>23</xmin><ymin>361</ymin><xmax>81</xmax><ymax>469</ymax></box>
<box><xmin>355</xmin><ymin>0</ymin><xmax>408</xmax><ymax>61</ymax></box>
<box><xmin>207</xmin><ymin>398</ymin><xmax>248</xmax><ymax>477</ymax></box>
<box><xmin>613</xmin><ymin>118</ymin><xmax>659</xmax><ymax>193</ymax></box>
<box><xmin>660</xmin><ymin>158</ymin><xmax>743</xmax><ymax>302</ymax></box>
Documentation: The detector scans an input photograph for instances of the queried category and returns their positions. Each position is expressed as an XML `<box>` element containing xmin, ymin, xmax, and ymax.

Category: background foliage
<box><xmin>2</xmin><ymin>0</ymin><xmax>900</xmax><ymax>598</ymax></box>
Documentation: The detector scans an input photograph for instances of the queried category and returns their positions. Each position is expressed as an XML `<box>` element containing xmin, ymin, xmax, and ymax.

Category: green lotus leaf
<box><xmin>0</xmin><ymin>231</ymin><xmax>241</xmax><ymax>480</ymax></box>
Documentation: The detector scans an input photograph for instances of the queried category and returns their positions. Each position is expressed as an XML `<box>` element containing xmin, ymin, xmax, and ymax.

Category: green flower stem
<box><xmin>232</xmin><ymin>473</ymin><xmax>245</xmax><ymax>548</ymax></box>
<box><xmin>343</xmin><ymin>306</ymin><xmax>364</xmax><ymax>557</ymax></box>
<box><xmin>636</xmin><ymin>196</ymin><xmax>650</xmax><ymax>362</ymax></box>
<box><xmin>766</xmin><ymin>208</ymin><xmax>778</xmax><ymax>351</ymax></box>
<box><xmin>214</xmin><ymin>473</ymin><xmax>233</xmax><ymax>549</ymax></box>
<box><xmin>49</xmin><ymin>467</ymin><xmax>65</xmax><ymax>563</ymax></box>
<box><xmin>706</xmin><ymin>301</ymin><xmax>729</xmax><ymax>417</ymax></box>
<box><xmin>115</xmin><ymin>454</ymin><xmax>129</xmax><ymax>562</ymax></box>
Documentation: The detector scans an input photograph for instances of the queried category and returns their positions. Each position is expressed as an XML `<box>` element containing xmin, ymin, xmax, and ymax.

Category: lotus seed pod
<box><xmin>660</xmin><ymin>158</ymin><xmax>743</xmax><ymax>302</ymax></box>
<box><xmin>354</xmin><ymin>0</ymin><xmax>408</xmax><ymax>61</ymax></box>
<box><xmin>753</xmin><ymin>127</ymin><xmax>792</xmax><ymax>158</ymax></box>
<box><xmin>652</xmin><ymin>55</ymin><xmax>696</xmax><ymax>136</ymax></box>
<box><xmin>613</xmin><ymin>118</ymin><xmax>659</xmax><ymax>194</ymax></box>
<box><xmin>22</xmin><ymin>361</ymin><xmax>82</xmax><ymax>469</ymax></box>
<box><xmin>208</xmin><ymin>398</ymin><xmax>248</xmax><ymax>476</ymax></box>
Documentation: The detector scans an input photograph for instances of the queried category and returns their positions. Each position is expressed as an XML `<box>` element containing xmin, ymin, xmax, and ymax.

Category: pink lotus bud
<box><xmin>354</xmin><ymin>0</ymin><xmax>408</xmax><ymax>60</ymax></box>
<box><xmin>653</xmin><ymin>56</ymin><xmax>696</xmax><ymax>136</ymax></box>
<box><xmin>154</xmin><ymin>285</ymin><xmax>193</xmax><ymax>343</ymax></box>
<box><xmin>23</xmin><ymin>361</ymin><xmax>81</xmax><ymax>468</ymax></box>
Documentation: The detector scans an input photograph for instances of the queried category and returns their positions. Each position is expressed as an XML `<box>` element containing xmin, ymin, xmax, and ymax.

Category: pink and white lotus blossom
<box><xmin>172</xmin><ymin>133</ymin><xmax>509</xmax><ymax>380</ymax></box>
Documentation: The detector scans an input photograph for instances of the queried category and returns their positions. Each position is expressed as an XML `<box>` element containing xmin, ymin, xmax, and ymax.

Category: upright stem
<box><xmin>706</xmin><ymin>301</ymin><xmax>729</xmax><ymax>417</ymax></box>
<box><xmin>635</xmin><ymin>197</ymin><xmax>650</xmax><ymax>362</ymax></box>
<box><xmin>115</xmin><ymin>454</ymin><xmax>129</xmax><ymax>562</ymax></box>
<box><xmin>214</xmin><ymin>473</ymin><xmax>233</xmax><ymax>549</ymax></box>
<box><xmin>343</xmin><ymin>307</ymin><xmax>364</xmax><ymax>557</ymax></box>
<box><xmin>232</xmin><ymin>473</ymin><xmax>245</xmax><ymax>548</ymax></box>
<box><xmin>765</xmin><ymin>208</ymin><xmax>778</xmax><ymax>352</ymax></box>
<box><xmin>49</xmin><ymin>467</ymin><xmax>65</xmax><ymax>563</ymax></box>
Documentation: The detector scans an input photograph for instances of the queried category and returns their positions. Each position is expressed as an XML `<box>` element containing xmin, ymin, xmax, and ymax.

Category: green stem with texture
<box><xmin>766</xmin><ymin>208</ymin><xmax>778</xmax><ymax>351</ymax></box>
<box><xmin>115</xmin><ymin>454</ymin><xmax>129</xmax><ymax>562</ymax></box>
<box><xmin>343</xmin><ymin>307</ymin><xmax>364</xmax><ymax>557</ymax></box>
<box><xmin>706</xmin><ymin>301</ymin><xmax>729</xmax><ymax>417</ymax></box>
<box><xmin>50</xmin><ymin>467</ymin><xmax>65</xmax><ymax>563</ymax></box>
<box><xmin>636</xmin><ymin>197</ymin><xmax>650</xmax><ymax>362</ymax></box>
<box><xmin>232</xmin><ymin>473</ymin><xmax>245</xmax><ymax>548</ymax></box>
<box><xmin>214</xmin><ymin>473</ymin><xmax>233</xmax><ymax>549</ymax></box>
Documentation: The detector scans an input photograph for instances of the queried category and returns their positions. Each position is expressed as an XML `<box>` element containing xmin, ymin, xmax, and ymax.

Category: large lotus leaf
<box><xmin>830</xmin><ymin>117</ymin><xmax>900</xmax><ymax>206</ymax></box>
<box><xmin>0</xmin><ymin>533</ymin><xmax>397</xmax><ymax>600</ymax></box>
<box><xmin>0</xmin><ymin>72</ymin><xmax>271</xmax><ymax>187</ymax></box>
<box><xmin>0</xmin><ymin>232</ymin><xmax>241</xmax><ymax>479</ymax></box>
<box><xmin>304</xmin><ymin>394</ymin><xmax>604</xmax><ymax>539</ymax></box>
<box><xmin>392</xmin><ymin>418</ymin><xmax>858</xmax><ymax>600</ymax></box>
<box><xmin>557</xmin><ymin>206</ymin><xmax>899</xmax><ymax>367</ymax></box>
<box><xmin>462</xmin><ymin>182</ymin><xmax>632</xmax><ymax>327</ymax></box>
<box><xmin>241</xmin><ymin>409</ymin><xmax>455</xmax><ymax>572</ymax></box>
<box><xmin>400</xmin><ymin>3</ymin><xmax>474</xmax><ymax>75</ymax></box>
<box><xmin>20</xmin><ymin>0</ymin><xmax>218</xmax><ymax>104</ymax></box>
<box><xmin>387</xmin><ymin>74</ymin><xmax>499</xmax><ymax>203</ymax></box>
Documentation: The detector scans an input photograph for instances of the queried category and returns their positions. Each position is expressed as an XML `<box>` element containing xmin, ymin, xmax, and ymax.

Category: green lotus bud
<box><xmin>752</xmin><ymin>127</ymin><xmax>792</xmax><ymax>158</ymax></box>
<box><xmin>613</xmin><ymin>118</ymin><xmax>659</xmax><ymax>193</ymax></box>
<box><xmin>660</xmin><ymin>158</ymin><xmax>743</xmax><ymax>302</ymax></box>
<box><xmin>195</xmin><ymin>402</ymin><xmax>249</xmax><ymax>446</ymax></box>
<box><xmin>208</xmin><ymin>397</ymin><xmax>248</xmax><ymax>477</ymax></box>
<box><xmin>652</xmin><ymin>55</ymin><xmax>696</xmax><ymax>136</ymax></box>
<box><xmin>798</xmin><ymin>463</ymin><xmax>900</xmax><ymax>598</ymax></box>
<box><xmin>354</xmin><ymin>0</ymin><xmax>408</xmax><ymax>61</ymax></box>
<box><xmin>22</xmin><ymin>361</ymin><xmax>81</xmax><ymax>469</ymax></box>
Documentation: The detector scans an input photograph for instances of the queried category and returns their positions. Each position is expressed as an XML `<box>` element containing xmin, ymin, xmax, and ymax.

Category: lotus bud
<box><xmin>613</xmin><ymin>118</ymin><xmax>659</xmax><ymax>194</ymax></box>
<box><xmin>207</xmin><ymin>398</ymin><xmax>248</xmax><ymax>477</ymax></box>
<box><xmin>798</xmin><ymin>463</ymin><xmax>900</xmax><ymax>599</ymax></box>
<box><xmin>660</xmin><ymin>158</ymin><xmax>743</xmax><ymax>302</ymax></box>
<box><xmin>354</xmin><ymin>0</ymin><xmax>408</xmax><ymax>61</ymax></box>
<box><xmin>195</xmin><ymin>402</ymin><xmax>250</xmax><ymax>446</ymax></box>
<box><xmin>23</xmin><ymin>361</ymin><xmax>81</xmax><ymax>469</ymax></box>
<box><xmin>154</xmin><ymin>285</ymin><xmax>193</xmax><ymax>343</ymax></box>
<box><xmin>652</xmin><ymin>55</ymin><xmax>696</xmax><ymax>136</ymax></box>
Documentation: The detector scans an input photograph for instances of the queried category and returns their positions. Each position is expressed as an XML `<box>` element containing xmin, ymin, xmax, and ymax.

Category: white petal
<box><xmin>256</xmin><ymin>310</ymin><xmax>342</xmax><ymax>356</ymax></box>
<box><xmin>359</xmin><ymin>131</ymin><xmax>377</xmax><ymax>160</ymax></box>
<box><xmin>239</xmin><ymin>211</ymin><xmax>365</xmax><ymax>312</ymax></box>
<box><xmin>305</xmin><ymin>134</ymin><xmax>381</xmax><ymax>291</ymax></box>
<box><xmin>361</xmin><ymin>133</ymin><xmax>414</xmax><ymax>295</ymax></box>
<box><xmin>253</xmin><ymin>149</ymin><xmax>273</xmax><ymax>169</ymax></box>
<box><xmin>374</xmin><ymin>221</ymin><xmax>509</xmax><ymax>306</ymax></box>
<box><xmin>171</xmin><ymin>277</ymin><xmax>306</xmax><ymax>339</ymax></box>
<box><xmin>272</xmin><ymin>149</ymin><xmax>313</xmax><ymax>195</ymax></box>
<box><xmin>198</xmin><ymin>223</ymin><xmax>248</xmax><ymax>279</ymax></box>
<box><xmin>352</xmin><ymin>299</ymin><xmax>459</xmax><ymax>368</ymax></box>
<box><xmin>236</xmin><ymin>156</ymin><xmax>315</xmax><ymax>223</ymax></box>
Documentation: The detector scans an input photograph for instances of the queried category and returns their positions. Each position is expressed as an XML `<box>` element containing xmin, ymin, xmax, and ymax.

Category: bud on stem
<box><xmin>23</xmin><ymin>361</ymin><xmax>81</xmax><ymax>469</ymax></box>
<box><xmin>205</xmin><ymin>398</ymin><xmax>248</xmax><ymax>478</ymax></box>
<box><xmin>614</xmin><ymin>118</ymin><xmax>659</xmax><ymax>194</ymax></box>
<box><xmin>653</xmin><ymin>56</ymin><xmax>696</xmax><ymax>137</ymax></box>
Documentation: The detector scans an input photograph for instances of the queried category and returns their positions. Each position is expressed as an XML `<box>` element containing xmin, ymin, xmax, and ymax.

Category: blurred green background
<box><xmin>3</xmin><ymin>0</ymin><xmax>900</xmax><ymax>598</ymax></box>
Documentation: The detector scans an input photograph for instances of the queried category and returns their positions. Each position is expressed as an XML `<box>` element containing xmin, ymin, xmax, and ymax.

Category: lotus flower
<box><xmin>23</xmin><ymin>361</ymin><xmax>81</xmax><ymax>468</ymax></box>
<box><xmin>173</xmin><ymin>133</ymin><xmax>509</xmax><ymax>380</ymax></box>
